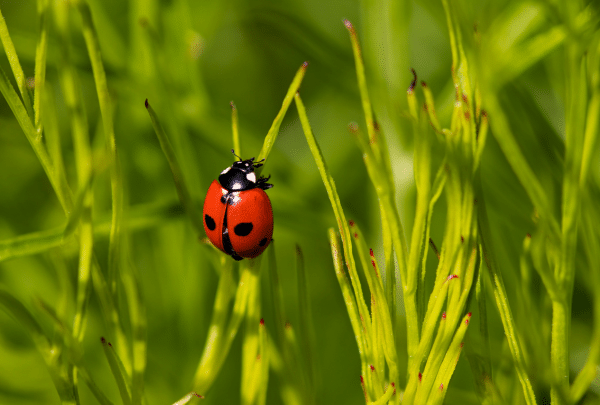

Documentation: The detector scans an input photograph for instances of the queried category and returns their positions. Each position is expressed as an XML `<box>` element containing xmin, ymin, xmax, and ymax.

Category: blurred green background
<box><xmin>1</xmin><ymin>0</ymin><xmax>599</xmax><ymax>404</ymax></box>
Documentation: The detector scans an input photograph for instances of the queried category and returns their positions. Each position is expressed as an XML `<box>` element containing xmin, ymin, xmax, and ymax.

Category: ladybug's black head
<box><xmin>218</xmin><ymin>150</ymin><xmax>273</xmax><ymax>192</ymax></box>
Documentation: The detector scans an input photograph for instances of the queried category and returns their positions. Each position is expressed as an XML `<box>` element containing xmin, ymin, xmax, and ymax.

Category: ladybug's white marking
<box><xmin>246</xmin><ymin>172</ymin><xmax>256</xmax><ymax>183</ymax></box>
<box><xmin>231</xmin><ymin>181</ymin><xmax>243</xmax><ymax>190</ymax></box>
<box><xmin>231</xmin><ymin>192</ymin><xmax>241</xmax><ymax>205</ymax></box>
<box><xmin>222</xmin><ymin>188</ymin><xmax>228</xmax><ymax>195</ymax></box>
<box><xmin>221</xmin><ymin>166</ymin><xmax>231</xmax><ymax>175</ymax></box>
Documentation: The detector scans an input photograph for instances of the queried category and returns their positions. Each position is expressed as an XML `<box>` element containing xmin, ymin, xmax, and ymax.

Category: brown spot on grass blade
<box><xmin>409</xmin><ymin>68</ymin><xmax>417</xmax><ymax>93</ymax></box>
<box><xmin>429</xmin><ymin>238</ymin><xmax>440</xmax><ymax>260</ymax></box>
<box><xmin>360</xmin><ymin>375</ymin><xmax>368</xmax><ymax>402</ymax></box>
<box><xmin>172</xmin><ymin>391</ymin><xmax>204</xmax><ymax>405</ymax></box>
<box><xmin>343</xmin><ymin>19</ymin><xmax>355</xmax><ymax>34</ymax></box>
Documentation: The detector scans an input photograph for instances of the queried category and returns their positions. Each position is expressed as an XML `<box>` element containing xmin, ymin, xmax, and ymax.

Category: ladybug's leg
<box><xmin>222</xmin><ymin>193</ymin><xmax>243</xmax><ymax>261</ymax></box>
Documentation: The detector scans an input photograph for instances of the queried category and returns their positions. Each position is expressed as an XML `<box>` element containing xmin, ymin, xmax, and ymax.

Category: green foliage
<box><xmin>1</xmin><ymin>0</ymin><xmax>600</xmax><ymax>404</ymax></box>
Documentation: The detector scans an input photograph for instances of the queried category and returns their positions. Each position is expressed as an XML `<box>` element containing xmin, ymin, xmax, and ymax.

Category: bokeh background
<box><xmin>1</xmin><ymin>0</ymin><xmax>599</xmax><ymax>404</ymax></box>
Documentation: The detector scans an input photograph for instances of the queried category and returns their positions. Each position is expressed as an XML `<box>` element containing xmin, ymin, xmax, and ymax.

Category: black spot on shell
<box><xmin>234</xmin><ymin>222</ymin><xmax>253</xmax><ymax>236</ymax></box>
<box><xmin>204</xmin><ymin>214</ymin><xmax>216</xmax><ymax>231</ymax></box>
<box><xmin>259</xmin><ymin>238</ymin><xmax>268</xmax><ymax>246</ymax></box>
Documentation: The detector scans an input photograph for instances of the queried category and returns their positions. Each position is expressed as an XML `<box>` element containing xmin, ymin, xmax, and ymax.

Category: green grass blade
<box><xmin>231</xmin><ymin>101</ymin><xmax>241</xmax><ymax>156</ymax></box>
<box><xmin>478</xmin><ymin>196</ymin><xmax>536</xmax><ymax>405</ymax></box>
<box><xmin>0</xmin><ymin>289</ymin><xmax>50</xmax><ymax>354</ymax></box>
<box><xmin>75</xmin><ymin>0</ymin><xmax>123</xmax><ymax>294</ymax></box>
<box><xmin>33</xmin><ymin>0</ymin><xmax>49</xmax><ymax>131</ymax></box>
<box><xmin>193</xmin><ymin>259</ymin><xmax>260</xmax><ymax>395</ymax></box>
<box><xmin>241</xmin><ymin>259</ymin><xmax>262</xmax><ymax>405</ymax></box>
<box><xmin>256</xmin><ymin>62</ymin><xmax>307</xmax><ymax>163</ymax></box>
<box><xmin>402</xmin><ymin>275</ymin><xmax>458</xmax><ymax>403</ymax></box>
<box><xmin>296</xmin><ymin>245</ymin><xmax>316</xmax><ymax>402</ymax></box>
<box><xmin>0</xmin><ymin>200</ymin><xmax>183</xmax><ymax>263</ymax></box>
<box><xmin>295</xmin><ymin>93</ymin><xmax>372</xmax><ymax>358</ymax></box>
<box><xmin>91</xmin><ymin>256</ymin><xmax>131</xmax><ymax>380</ymax></box>
<box><xmin>570</xmin><ymin>194</ymin><xmax>600</xmax><ymax>402</ymax></box>
<box><xmin>101</xmin><ymin>337</ymin><xmax>132</xmax><ymax>405</ymax></box>
<box><xmin>0</xmin><ymin>5</ymin><xmax>34</xmax><ymax>118</ymax></box>
<box><xmin>328</xmin><ymin>229</ymin><xmax>369</xmax><ymax>385</ymax></box>
<box><xmin>0</xmin><ymin>228</ymin><xmax>66</xmax><ymax>262</ymax></box>
<box><xmin>343</xmin><ymin>20</ymin><xmax>379</xmax><ymax>159</ymax></box>
<box><xmin>172</xmin><ymin>392</ymin><xmax>203</xmax><ymax>405</ymax></box>
<box><xmin>145</xmin><ymin>99</ymin><xmax>204</xmax><ymax>238</ymax></box>
<box><xmin>42</xmin><ymin>84</ymin><xmax>69</xmax><ymax>205</ymax></box>
<box><xmin>484</xmin><ymin>94</ymin><xmax>559</xmax><ymax>236</ymax></box>
<box><xmin>192</xmin><ymin>257</ymin><xmax>235</xmax><ymax>394</ymax></box>
<box><xmin>78</xmin><ymin>367</ymin><xmax>115</xmax><ymax>405</ymax></box>
<box><xmin>0</xmin><ymin>63</ymin><xmax>73</xmax><ymax>214</ymax></box>
<box><xmin>428</xmin><ymin>313</ymin><xmax>472</xmax><ymax>405</ymax></box>
<box><xmin>349</xmin><ymin>116</ymin><xmax>412</xmax><ymax>360</ymax></box>
<box><xmin>0</xmin><ymin>290</ymin><xmax>79</xmax><ymax>404</ymax></box>
<box><xmin>349</xmin><ymin>221</ymin><xmax>398</xmax><ymax>385</ymax></box>
<box><xmin>256</xmin><ymin>319</ymin><xmax>269</xmax><ymax>405</ymax></box>
<box><xmin>72</xmin><ymin>199</ymin><xmax>94</xmax><ymax>342</ymax></box>
<box><xmin>267</xmin><ymin>241</ymin><xmax>286</xmax><ymax>347</ymax></box>
<box><xmin>122</xmin><ymin>261</ymin><xmax>147</xmax><ymax>405</ymax></box>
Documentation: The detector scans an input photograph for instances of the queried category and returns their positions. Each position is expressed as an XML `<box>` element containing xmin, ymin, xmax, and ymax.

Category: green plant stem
<box><xmin>72</xmin><ymin>201</ymin><xmax>93</xmax><ymax>342</ymax></box>
<box><xmin>484</xmin><ymin>94</ymin><xmax>559</xmax><ymax>236</ymax></box>
<box><xmin>75</xmin><ymin>0</ymin><xmax>123</xmax><ymax>295</ymax></box>
<box><xmin>193</xmin><ymin>259</ymin><xmax>260</xmax><ymax>395</ymax></box>
<box><xmin>257</xmin><ymin>62</ymin><xmax>307</xmax><ymax>163</ymax></box>
<box><xmin>231</xmin><ymin>101</ymin><xmax>241</xmax><ymax>155</ymax></box>
<box><xmin>328</xmin><ymin>229</ymin><xmax>369</xmax><ymax>384</ymax></box>
<box><xmin>296</xmin><ymin>94</ymin><xmax>373</xmax><ymax>363</ymax></box>
<box><xmin>551</xmin><ymin>298</ymin><xmax>570</xmax><ymax>404</ymax></box>
<box><xmin>0</xmin><ymin>5</ymin><xmax>34</xmax><ymax>118</ymax></box>
<box><xmin>172</xmin><ymin>392</ymin><xmax>203</xmax><ymax>405</ymax></box>
<box><xmin>0</xmin><ymin>64</ymin><xmax>73</xmax><ymax>215</ymax></box>
<box><xmin>0</xmin><ymin>200</ymin><xmax>183</xmax><ymax>263</ymax></box>
<box><xmin>296</xmin><ymin>246</ymin><xmax>316</xmax><ymax>402</ymax></box>
<box><xmin>101</xmin><ymin>337</ymin><xmax>132</xmax><ymax>405</ymax></box>
<box><xmin>241</xmin><ymin>260</ymin><xmax>262</xmax><ymax>405</ymax></box>
<box><xmin>146</xmin><ymin>99</ymin><xmax>204</xmax><ymax>238</ymax></box>
<box><xmin>477</xmin><ymin>183</ymin><xmax>536</xmax><ymax>405</ymax></box>
<box><xmin>121</xmin><ymin>259</ymin><xmax>147</xmax><ymax>405</ymax></box>
<box><xmin>0</xmin><ymin>290</ymin><xmax>80</xmax><ymax>404</ymax></box>
<box><xmin>350</xmin><ymin>119</ymin><xmax>413</xmax><ymax>359</ymax></box>
<box><xmin>33</xmin><ymin>0</ymin><xmax>49</xmax><ymax>132</ymax></box>
<box><xmin>570</xmin><ymin>193</ymin><xmax>600</xmax><ymax>401</ymax></box>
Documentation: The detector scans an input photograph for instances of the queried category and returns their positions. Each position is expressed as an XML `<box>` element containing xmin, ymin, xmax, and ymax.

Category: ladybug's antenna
<box><xmin>231</xmin><ymin>149</ymin><xmax>243</xmax><ymax>161</ymax></box>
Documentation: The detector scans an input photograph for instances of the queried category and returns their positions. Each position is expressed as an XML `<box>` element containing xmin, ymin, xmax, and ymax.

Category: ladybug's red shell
<box><xmin>203</xmin><ymin>177</ymin><xmax>273</xmax><ymax>259</ymax></box>
<box><xmin>203</xmin><ymin>181</ymin><xmax>227</xmax><ymax>252</ymax></box>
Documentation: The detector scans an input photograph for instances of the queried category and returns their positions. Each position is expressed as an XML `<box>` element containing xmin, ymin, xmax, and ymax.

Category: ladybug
<box><xmin>202</xmin><ymin>150</ymin><xmax>274</xmax><ymax>260</ymax></box>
